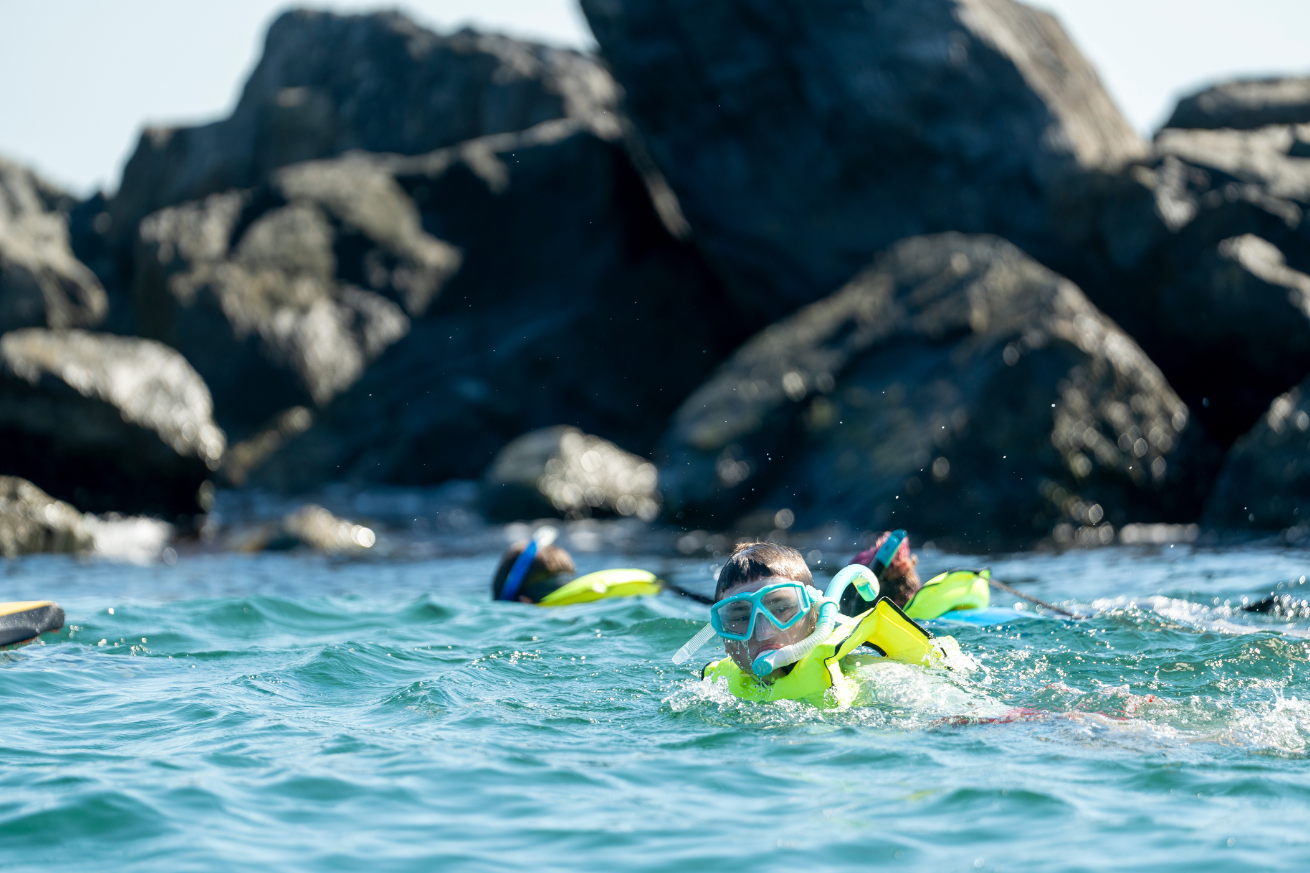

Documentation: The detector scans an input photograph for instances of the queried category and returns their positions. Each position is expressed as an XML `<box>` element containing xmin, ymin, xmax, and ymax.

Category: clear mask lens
<box><xmin>710</xmin><ymin>582</ymin><xmax>812</xmax><ymax>641</ymax></box>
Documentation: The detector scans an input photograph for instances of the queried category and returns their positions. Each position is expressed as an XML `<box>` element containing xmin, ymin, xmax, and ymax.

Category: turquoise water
<box><xmin>3</xmin><ymin>545</ymin><xmax>1310</xmax><ymax>871</ymax></box>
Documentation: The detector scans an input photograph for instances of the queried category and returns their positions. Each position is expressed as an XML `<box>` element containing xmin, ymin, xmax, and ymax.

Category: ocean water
<box><xmin>3</xmin><ymin>544</ymin><xmax>1310</xmax><ymax>872</ymax></box>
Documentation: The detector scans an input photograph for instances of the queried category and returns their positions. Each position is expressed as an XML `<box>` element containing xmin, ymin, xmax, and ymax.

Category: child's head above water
<box><xmin>852</xmin><ymin>530</ymin><xmax>921</xmax><ymax>608</ymax></box>
<box><xmin>491</xmin><ymin>541</ymin><xmax>576</xmax><ymax>602</ymax></box>
<box><xmin>714</xmin><ymin>542</ymin><xmax>817</xmax><ymax>680</ymax></box>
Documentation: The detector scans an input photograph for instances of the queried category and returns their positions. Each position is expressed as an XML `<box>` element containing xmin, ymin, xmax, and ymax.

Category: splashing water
<box><xmin>2</xmin><ymin>544</ymin><xmax>1310</xmax><ymax>871</ymax></box>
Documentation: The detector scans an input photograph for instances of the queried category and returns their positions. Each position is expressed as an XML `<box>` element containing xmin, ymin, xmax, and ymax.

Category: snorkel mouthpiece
<box><xmin>748</xmin><ymin>565</ymin><xmax>879</xmax><ymax>678</ymax></box>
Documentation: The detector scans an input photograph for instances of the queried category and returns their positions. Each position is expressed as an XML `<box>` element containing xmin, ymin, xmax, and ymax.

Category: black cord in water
<box><xmin>661</xmin><ymin>580</ymin><xmax>715</xmax><ymax>605</ymax></box>
<box><xmin>989</xmin><ymin>579</ymin><xmax>1081</xmax><ymax>619</ymax></box>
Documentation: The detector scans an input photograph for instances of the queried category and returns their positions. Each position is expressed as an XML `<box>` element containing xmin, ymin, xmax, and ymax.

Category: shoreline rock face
<box><xmin>238</xmin><ymin>120</ymin><xmax>747</xmax><ymax>492</ymax></box>
<box><xmin>1049</xmin><ymin>122</ymin><xmax>1310</xmax><ymax>444</ymax></box>
<box><xmin>1164</xmin><ymin>77</ymin><xmax>1310</xmax><ymax>132</ymax></box>
<box><xmin>107</xmin><ymin>11</ymin><xmax>619</xmax><ymax>250</ymax></box>
<box><xmin>1204</xmin><ymin>379</ymin><xmax>1310</xmax><ymax>530</ymax></box>
<box><xmin>0</xmin><ymin>329</ymin><xmax>225</xmax><ymax>516</ymax></box>
<box><xmin>6</xmin><ymin>7</ymin><xmax>1308</xmax><ymax>546</ymax></box>
<box><xmin>0</xmin><ymin>476</ymin><xmax>93</xmax><ymax>557</ymax></box>
<box><xmin>1</xmin><ymin>160</ymin><xmax>107</xmax><ymax>333</ymax></box>
<box><xmin>131</xmin><ymin>158</ymin><xmax>457</xmax><ymax>439</ymax></box>
<box><xmin>658</xmin><ymin>234</ymin><xmax>1221</xmax><ymax>549</ymax></box>
<box><xmin>581</xmin><ymin>0</ymin><xmax>1142</xmax><ymax>320</ymax></box>
<box><xmin>482</xmin><ymin>425</ymin><xmax>661</xmax><ymax>521</ymax></box>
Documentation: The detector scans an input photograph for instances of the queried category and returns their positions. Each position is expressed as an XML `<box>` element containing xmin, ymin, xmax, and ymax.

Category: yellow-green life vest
<box><xmin>536</xmin><ymin>569</ymin><xmax>663</xmax><ymax>606</ymax></box>
<box><xmin>904</xmin><ymin>569</ymin><xmax>991</xmax><ymax>620</ymax></box>
<box><xmin>701</xmin><ymin>597</ymin><xmax>946</xmax><ymax>708</ymax></box>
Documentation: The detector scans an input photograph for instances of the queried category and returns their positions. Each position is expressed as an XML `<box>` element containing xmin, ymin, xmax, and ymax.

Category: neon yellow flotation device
<box><xmin>0</xmin><ymin>601</ymin><xmax>65</xmax><ymax>647</ymax></box>
<box><xmin>537</xmin><ymin>569</ymin><xmax>663</xmax><ymax>606</ymax></box>
<box><xmin>701</xmin><ymin>597</ymin><xmax>949</xmax><ymax>708</ymax></box>
<box><xmin>905</xmin><ymin>569</ymin><xmax>991</xmax><ymax>620</ymax></box>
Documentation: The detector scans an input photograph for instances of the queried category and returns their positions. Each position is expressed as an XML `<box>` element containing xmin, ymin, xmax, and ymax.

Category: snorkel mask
<box><xmin>673</xmin><ymin>563</ymin><xmax>881</xmax><ymax>677</ymax></box>
<box><xmin>496</xmin><ymin>526</ymin><xmax>559</xmax><ymax>602</ymax></box>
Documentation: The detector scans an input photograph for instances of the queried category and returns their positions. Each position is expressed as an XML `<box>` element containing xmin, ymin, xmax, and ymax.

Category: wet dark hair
<box><xmin>714</xmin><ymin>542</ymin><xmax>812</xmax><ymax>601</ymax></box>
<box><xmin>491</xmin><ymin>541</ymin><xmax>576</xmax><ymax>602</ymax></box>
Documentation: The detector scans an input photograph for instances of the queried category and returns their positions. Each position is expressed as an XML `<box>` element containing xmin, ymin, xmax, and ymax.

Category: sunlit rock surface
<box><xmin>1164</xmin><ymin>77</ymin><xmax>1310</xmax><ymax>132</ymax></box>
<box><xmin>581</xmin><ymin>0</ymin><xmax>1143</xmax><ymax>320</ymax></box>
<box><xmin>233</xmin><ymin>503</ymin><xmax>376</xmax><ymax>553</ymax></box>
<box><xmin>0</xmin><ymin>160</ymin><xmax>106</xmax><ymax>333</ymax></box>
<box><xmin>131</xmin><ymin>158</ymin><xmax>456</xmax><ymax>439</ymax></box>
<box><xmin>107</xmin><ymin>10</ymin><xmax>619</xmax><ymax>251</ymax></box>
<box><xmin>0</xmin><ymin>329</ymin><xmax>225</xmax><ymax>516</ymax></box>
<box><xmin>1205</xmin><ymin>379</ymin><xmax>1310</xmax><ymax>530</ymax></box>
<box><xmin>658</xmin><ymin>234</ymin><xmax>1221</xmax><ymax>550</ymax></box>
<box><xmin>483</xmin><ymin>425</ymin><xmax>661</xmax><ymax>522</ymax></box>
<box><xmin>0</xmin><ymin>476</ymin><xmax>93</xmax><ymax>558</ymax></box>
<box><xmin>239</xmin><ymin>121</ymin><xmax>744</xmax><ymax>492</ymax></box>
<box><xmin>1050</xmin><ymin>120</ymin><xmax>1310</xmax><ymax>443</ymax></box>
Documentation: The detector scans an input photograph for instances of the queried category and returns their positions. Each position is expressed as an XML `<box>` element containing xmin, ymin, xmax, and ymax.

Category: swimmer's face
<box><xmin>719</xmin><ymin>577</ymin><xmax>819</xmax><ymax>683</ymax></box>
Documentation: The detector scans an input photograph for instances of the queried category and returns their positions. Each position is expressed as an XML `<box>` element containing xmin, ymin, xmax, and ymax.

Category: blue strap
<box><xmin>498</xmin><ymin>539</ymin><xmax>539</xmax><ymax>601</ymax></box>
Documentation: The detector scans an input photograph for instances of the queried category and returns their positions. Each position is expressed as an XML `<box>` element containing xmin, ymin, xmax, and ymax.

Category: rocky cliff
<box><xmin>2</xmin><ymin>5</ymin><xmax>1307</xmax><ymax>548</ymax></box>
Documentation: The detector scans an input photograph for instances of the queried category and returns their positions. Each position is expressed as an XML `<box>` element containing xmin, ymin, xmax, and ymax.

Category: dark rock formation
<box><xmin>580</xmin><ymin>0</ymin><xmax>1143</xmax><ymax>320</ymax></box>
<box><xmin>657</xmin><ymin>234</ymin><xmax>1221</xmax><ymax>550</ymax></box>
<box><xmin>238</xmin><ymin>120</ymin><xmax>746</xmax><ymax>492</ymax></box>
<box><xmin>483</xmin><ymin>425</ymin><xmax>661</xmax><ymax>521</ymax></box>
<box><xmin>107</xmin><ymin>10</ymin><xmax>618</xmax><ymax>250</ymax></box>
<box><xmin>0</xmin><ymin>476</ymin><xmax>93</xmax><ymax>557</ymax></box>
<box><xmin>1050</xmin><ymin>121</ymin><xmax>1310</xmax><ymax>443</ymax></box>
<box><xmin>1204</xmin><ymin>379</ymin><xmax>1310</xmax><ymax>530</ymax></box>
<box><xmin>1164</xmin><ymin>76</ymin><xmax>1310</xmax><ymax>131</ymax></box>
<box><xmin>131</xmin><ymin>158</ymin><xmax>457</xmax><ymax>438</ymax></box>
<box><xmin>0</xmin><ymin>159</ymin><xmax>106</xmax><ymax>333</ymax></box>
<box><xmin>0</xmin><ymin>329</ymin><xmax>225</xmax><ymax>516</ymax></box>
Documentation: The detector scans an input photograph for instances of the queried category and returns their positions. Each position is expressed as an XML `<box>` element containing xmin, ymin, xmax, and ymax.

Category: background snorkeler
<box><xmin>490</xmin><ymin>535</ymin><xmax>577</xmax><ymax>603</ymax></box>
<box><xmin>490</xmin><ymin>531</ymin><xmax>713</xmax><ymax>606</ymax></box>
<box><xmin>849</xmin><ymin>530</ymin><xmax>921</xmax><ymax>609</ymax></box>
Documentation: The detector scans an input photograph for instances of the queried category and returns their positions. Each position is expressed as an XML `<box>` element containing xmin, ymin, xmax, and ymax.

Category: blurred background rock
<box><xmin>1</xmin><ymin>0</ymin><xmax>1308</xmax><ymax>556</ymax></box>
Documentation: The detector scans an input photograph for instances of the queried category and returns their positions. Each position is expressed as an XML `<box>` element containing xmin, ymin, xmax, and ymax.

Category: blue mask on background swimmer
<box><xmin>497</xmin><ymin>527</ymin><xmax>558</xmax><ymax>602</ymax></box>
<box><xmin>673</xmin><ymin>564</ymin><xmax>881</xmax><ymax>677</ymax></box>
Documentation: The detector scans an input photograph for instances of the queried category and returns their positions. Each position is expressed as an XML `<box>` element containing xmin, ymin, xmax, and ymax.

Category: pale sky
<box><xmin>1</xmin><ymin>0</ymin><xmax>1306</xmax><ymax>195</ymax></box>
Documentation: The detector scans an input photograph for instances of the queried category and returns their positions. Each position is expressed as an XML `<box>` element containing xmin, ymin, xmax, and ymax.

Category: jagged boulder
<box><xmin>106</xmin><ymin>10</ymin><xmax>618</xmax><ymax>250</ymax></box>
<box><xmin>580</xmin><ymin>0</ymin><xmax>1143</xmax><ymax>320</ymax></box>
<box><xmin>0</xmin><ymin>476</ymin><xmax>93</xmax><ymax>557</ymax></box>
<box><xmin>1164</xmin><ymin>77</ymin><xmax>1310</xmax><ymax>132</ymax></box>
<box><xmin>240</xmin><ymin>121</ymin><xmax>745</xmax><ymax>492</ymax></box>
<box><xmin>657</xmin><ymin>234</ymin><xmax>1222</xmax><ymax>550</ymax></box>
<box><xmin>1050</xmin><ymin>120</ymin><xmax>1310</xmax><ymax>443</ymax></box>
<box><xmin>0</xmin><ymin>329</ymin><xmax>225</xmax><ymax>516</ymax></box>
<box><xmin>482</xmin><ymin>425</ymin><xmax>661</xmax><ymax>521</ymax></box>
<box><xmin>0</xmin><ymin>159</ymin><xmax>106</xmax><ymax>333</ymax></box>
<box><xmin>1204</xmin><ymin>379</ymin><xmax>1310</xmax><ymax>530</ymax></box>
<box><xmin>131</xmin><ymin>158</ymin><xmax>457</xmax><ymax>438</ymax></box>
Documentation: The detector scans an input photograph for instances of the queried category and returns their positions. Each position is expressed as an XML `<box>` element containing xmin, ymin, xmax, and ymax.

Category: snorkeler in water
<box><xmin>685</xmin><ymin>542</ymin><xmax>960</xmax><ymax>707</ymax></box>
<box><xmin>842</xmin><ymin>529</ymin><xmax>990</xmax><ymax>620</ymax></box>
<box><xmin>490</xmin><ymin>528</ymin><xmax>712</xmax><ymax>606</ymax></box>
<box><xmin>844</xmin><ymin>529</ymin><xmax>1077</xmax><ymax>620</ymax></box>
